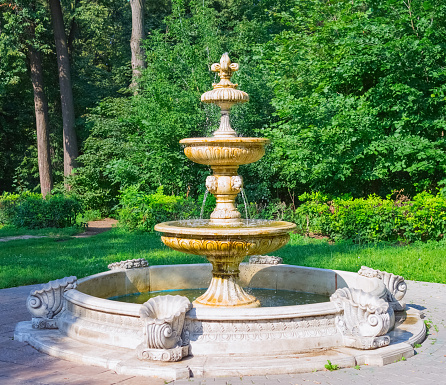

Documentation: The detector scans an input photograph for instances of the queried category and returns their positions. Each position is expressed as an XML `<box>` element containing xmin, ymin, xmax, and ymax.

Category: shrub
<box><xmin>0</xmin><ymin>192</ymin><xmax>82</xmax><ymax>229</ymax></box>
<box><xmin>294</xmin><ymin>192</ymin><xmax>446</xmax><ymax>243</ymax></box>
<box><xmin>117</xmin><ymin>186</ymin><xmax>196</xmax><ymax>232</ymax></box>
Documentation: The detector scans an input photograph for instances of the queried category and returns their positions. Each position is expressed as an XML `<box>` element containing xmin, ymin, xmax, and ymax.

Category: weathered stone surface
<box><xmin>26</xmin><ymin>276</ymin><xmax>77</xmax><ymax>329</ymax></box>
<box><xmin>330</xmin><ymin>287</ymin><xmax>395</xmax><ymax>349</ymax></box>
<box><xmin>137</xmin><ymin>295</ymin><xmax>192</xmax><ymax>362</ymax></box>
<box><xmin>108</xmin><ymin>258</ymin><xmax>148</xmax><ymax>270</ymax></box>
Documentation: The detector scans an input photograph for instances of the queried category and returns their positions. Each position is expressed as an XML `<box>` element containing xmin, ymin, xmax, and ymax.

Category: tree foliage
<box><xmin>261</xmin><ymin>0</ymin><xmax>446</xmax><ymax>197</ymax></box>
<box><xmin>2</xmin><ymin>0</ymin><xmax>446</xmax><ymax>212</ymax></box>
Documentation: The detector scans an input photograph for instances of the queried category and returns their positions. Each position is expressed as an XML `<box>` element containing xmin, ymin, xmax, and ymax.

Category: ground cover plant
<box><xmin>1</xmin><ymin>230</ymin><xmax>445</xmax><ymax>290</ymax></box>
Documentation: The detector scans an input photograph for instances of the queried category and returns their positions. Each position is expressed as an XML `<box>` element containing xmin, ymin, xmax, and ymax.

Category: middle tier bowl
<box><xmin>154</xmin><ymin>219</ymin><xmax>296</xmax><ymax>308</ymax></box>
<box><xmin>180</xmin><ymin>137</ymin><xmax>270</xmax><ymax>166</ymax></box>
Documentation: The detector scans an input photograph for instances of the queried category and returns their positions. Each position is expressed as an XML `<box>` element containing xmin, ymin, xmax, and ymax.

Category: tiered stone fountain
<box><xmin>14</xmin><ymin>54</ymin><xmax>426</xmax><ymax>381</ymax></box>
<box><xmin>155</xmin><ymin>52</ymin><xmax>296</xmax><ymax>308</ymax></box>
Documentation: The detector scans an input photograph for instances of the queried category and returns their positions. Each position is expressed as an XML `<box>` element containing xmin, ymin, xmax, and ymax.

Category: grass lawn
<box><xmin>1</xmin><ymin>227</ymin><xmax>445</xmax><ymax>289</ymax></box>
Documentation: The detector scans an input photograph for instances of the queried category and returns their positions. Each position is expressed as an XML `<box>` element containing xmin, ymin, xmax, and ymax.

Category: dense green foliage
<box><xmin>0</xmin><ymin>0</ymin><xmax>150</xmax><ymax>191</ymax></box>
<box><xmin>0</xmin><ymin>191</ymin><xmax>82</xmax><ymax>228</ymax></box>
<box><xmin>69</xmin><ymin>0</ymin><xmax>446</xmax><ymax>213</ymax></box>
<box><xmin>117</xmin><ymin>186</ymin><xmax>196</xmax><ymax>231</ymax></box>
<box><xmin>262</xmin><ymin>0</ymin><xmax>446</xmax><ymax>197</ymax></box>
<box><xmin>2</xmin><ymin>0</ymin><xmax>446</xmax><ymax>244</ymax></box>
<box><xmin>1</xmin><ymin>229</ymin><xmax>446</xmax><ymax>289</ymax></box>
<box><xmin>294</xmin><ymin>191</ymin><xmax>446</xmax><ymax>243</ymax></box>
<box><xmin>70</xmin><ymin>0</ymin><xmax>286</xmax><ymax>211</ymax></box>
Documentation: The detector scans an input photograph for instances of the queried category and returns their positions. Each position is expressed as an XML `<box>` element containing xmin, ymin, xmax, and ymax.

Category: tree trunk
<box><xmin>48</xmin><ymin>0</ymin><xmax>78</xmax><ymax>181</ymax></box>
<box><xmin>130</xmin><ymin>0</ymin><xmax>145</xmax><ymax>87</ymax></box>
<box><xmin>28</xmin><ymin>44</ymin><xmax>53</xmax><ymax>198</ymax></box>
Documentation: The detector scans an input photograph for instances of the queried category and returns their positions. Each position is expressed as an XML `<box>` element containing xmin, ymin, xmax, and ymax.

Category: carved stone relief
<box><xmin>330</xmin><ymin>287</ymin><xmax>395</xmax><ymax>349</ymax></box>
<box><xmin>358</xmin><ymin>266</ymin><xmax>407</xmax><ymax>311</ymax></box>
<box><xmin>108</xmin><ymin>258</ymin><xmax>149</xmax><ymax>270</ymax></box>
<box><xmin>26</xmin><ymin>276</ymin><xmax>77</xmax><ymax>329</ymax></box>
<box><xmin>182</xmin><ymin>315</ymin><xmax>338</xmax><ymax>345</ymax></box>
<box><xmin>249</xmin><ymin>255</ymin><xmax>283</xmax><ymax>265</ymax></box>
<box><xmin>137</xmin><ymin>295</ymin><xmax>192</xmax><ymax>362</ymax></box>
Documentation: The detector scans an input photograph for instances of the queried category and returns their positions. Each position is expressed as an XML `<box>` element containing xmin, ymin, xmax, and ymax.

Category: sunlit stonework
<box><xmin>155</xmin><ymin>54</ymin><xmax>296</xmax><ymax>307</ymax></box>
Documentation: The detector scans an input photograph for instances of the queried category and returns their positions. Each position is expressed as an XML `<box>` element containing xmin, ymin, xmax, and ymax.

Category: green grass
<box><xmin>0</xmin><ymin>224</ymin><xmax>82</xmax><ymax>238</ymax></box>
<box><xmin>274</xmin><ymin>234</ymin><xmax>446</xmax><ymax>284</ymax></box>
<box><xmin>0</xmin><ymin>228</ymin><xmax>206</xmax><ymax>289</ymax></box>
<box><xmin>0</xmin><ymin>230</ymin><xmax>445</xmax><ymax>289</ymax></box>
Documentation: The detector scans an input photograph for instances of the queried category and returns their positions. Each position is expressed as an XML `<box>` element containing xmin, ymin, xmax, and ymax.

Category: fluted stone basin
<box><xmin>155</xmin><ymin>219</ymin><xmax>296</xmax><ymax>307</ymax></box>
<box><xmin>180</xmin><ymin>137</ymin><xmax>270</xmax><ymax>166</ymax></box>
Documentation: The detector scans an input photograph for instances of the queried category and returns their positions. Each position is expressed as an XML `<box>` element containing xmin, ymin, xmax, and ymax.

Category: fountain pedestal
<box><xmin>194</xmin><ymin>253</ymin><xmax>259</xmax><ymax>307</ymax></box>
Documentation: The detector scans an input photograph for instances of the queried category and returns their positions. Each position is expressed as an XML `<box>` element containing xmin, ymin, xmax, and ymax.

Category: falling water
<box><xmin>240</xmin><ymin>188</ymin><xmax>250</xmax><ymax>222</ymax></box>
<box><xmin>200</xmin><ymin>190</ymin><xmax>209</xmax><ymax>219</ymax></box>
<box><xmin>203</xmin><ymin>104</ymin><xmax>219</xmax><ymax>136</ymax></box>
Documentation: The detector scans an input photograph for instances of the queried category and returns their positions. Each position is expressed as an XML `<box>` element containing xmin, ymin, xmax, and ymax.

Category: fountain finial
<box><xmin>211</xmin><ymin>52</ymin><xmax>240</xmax><ymax>89</ymax></box>
<box><xmin>201</xmin><ymin>53</ymin><xmax>249</xmax><ymax>138</ymax></box>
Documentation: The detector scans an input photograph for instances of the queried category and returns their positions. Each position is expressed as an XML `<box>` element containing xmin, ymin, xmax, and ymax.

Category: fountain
<box><xmin>14</xmin><ymin>54</ymin><xmax>426</xmax><ymax>380</ymax></box>
<box><xmin>155</xmin><ymin>52</ymin><xmax>295</xmax><ymax>308</ymax></box>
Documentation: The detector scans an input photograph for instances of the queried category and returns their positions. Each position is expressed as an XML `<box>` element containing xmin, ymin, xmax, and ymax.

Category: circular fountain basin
<box><xmin>180</xmin><ymin>137</ymin><xmax>270</xmax><ymax>166</ymax></box>
<box><xmin>58</xmin><ymin>263</ymin><xmax>387</xmax><ymax>355</ymax></box>
<box><xmin>16</xmin><ymin>263</ymin><xmax>426</xmax><ymax>379</ymax></box>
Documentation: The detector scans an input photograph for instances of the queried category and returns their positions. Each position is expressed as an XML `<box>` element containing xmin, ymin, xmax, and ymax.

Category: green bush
<box><xmin>294</xmin><ymin>192</ymin><xmax>446</xmax><ymax>243</ymax></box>
<box><xmin>117</xmin><ymin>186</ymin><xmax>197</xmax><ymax>232</ymax></box>
<box><xmin>0</xmin><ymin>192</ymin><xmax>82</xmax><ymax>229</ymax></box>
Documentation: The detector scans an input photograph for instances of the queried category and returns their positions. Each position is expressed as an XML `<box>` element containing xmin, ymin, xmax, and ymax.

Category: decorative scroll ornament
<box><xmin>358</xmin><ymin>266</ymin><xmax>407</xmax><ymax>311</ymax></box>
<box><xmin>137</xmin><ymin>295</ymin><xmax>192</xmax><ymax>362</ymax></box>
<box><xmin>330</xmin><ymin>287</ymin><xmax>395</xmax><ymax>349</ymax></box>
<box><xmin>249</xmin><ymin>255</ymin><xmax>283</xmax><ymax>265</ymax></box>
<box><xmin>26</xmin><ymin>276</ymin><xmax>77</xmax><ymax>329</ymax></box>
<box><xmin>108</xmin><ymin>258</ymin><xmax>148</xmax><ymax>270</ymax></box>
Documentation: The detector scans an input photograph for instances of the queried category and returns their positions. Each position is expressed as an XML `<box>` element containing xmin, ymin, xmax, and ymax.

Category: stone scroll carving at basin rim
<box><xmin>108</xmin><ymin>258</ymin><xmax>149</xmax><ymax>270</ymax></box>
<box><xmin>249</xmin><ymin>255</ymin><xmax>283</xmax><ymax>265</ymax></box>
<box><xmin>26</xmin><ymin>276</ymin><xmax>77</xmax><ymax>329</ymax></box>
<box><xmin>358</xmin><ymin>266</ymin><xmax>407</xmax><ymax>311</ymax></box>
<box><xmin>330</xmin><ymin>287</ymin><xmax>395</xmax><ymax>350</ymax></box>
<box><xmin>137</xmin><ymin>295</ymin><xmax>192</xmax><ymax>362</ymax></box>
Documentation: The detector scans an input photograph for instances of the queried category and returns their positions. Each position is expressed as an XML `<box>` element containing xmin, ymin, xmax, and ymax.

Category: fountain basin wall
<box><xmin>58</xmin><ymin>263</ymin><xmax>387</xmax><ymax>356</ymax></box>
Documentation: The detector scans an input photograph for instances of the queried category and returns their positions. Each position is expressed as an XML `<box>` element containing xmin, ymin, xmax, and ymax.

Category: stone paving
<box><xmin>0</xmin><ymin>280</ymin><xmax>444</xmax><ymax>385</ymax></box>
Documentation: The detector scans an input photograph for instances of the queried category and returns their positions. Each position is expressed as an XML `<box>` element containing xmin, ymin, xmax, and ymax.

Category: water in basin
<box><xmin>109</xmin><ymin>288</ymin><xmax>329</xmax><ymax>307</ymax></box>
<box><xmin>160</xmin><ymin>219</ymin><xmax>287</xmax><ymax>229</ymax></box>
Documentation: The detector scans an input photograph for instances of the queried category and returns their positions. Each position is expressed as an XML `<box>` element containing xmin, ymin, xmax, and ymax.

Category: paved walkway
<box><xmin>0</xmin><ymin>280</ymin><xmax>445</xmax><ymax>385</ymax></box>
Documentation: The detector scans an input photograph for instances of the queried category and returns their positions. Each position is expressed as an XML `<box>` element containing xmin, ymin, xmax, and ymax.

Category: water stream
<box><xmin>240</xmin><ymin>188</ymin><xmax>249</xmax><ymax>221</ymax></box>
<box><xmin>199</xmin><ymin>190</ymin><xmax>209</xmax><ymax>219</ymax></box>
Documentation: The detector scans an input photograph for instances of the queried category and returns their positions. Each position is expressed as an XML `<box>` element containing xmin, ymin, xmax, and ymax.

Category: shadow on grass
<box><xmin>0</xmin><ymin>229</ymin><xmax>206</xmax><ymax>289</ymax></box>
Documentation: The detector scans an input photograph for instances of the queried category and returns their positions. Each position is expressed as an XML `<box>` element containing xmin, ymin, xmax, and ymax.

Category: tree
<box><xmin>70</xmin><ymin>0</ymin><xmax>289</xmax><ymax>210</ymax></box>
<box><xmin>48</xmin><ymin>0</ymin><xmax>78</xmax><ymax>180</ymax></box>
<box><xmin>28</xmin><ymin>38</ymin><xmax>53</xmax><ymax>196</ymax></box>
<box><xmin>261</xmin><ymin>0</ymin><xmax>446</xmax><ymax>197</ymax></box>
<box><xmin>130</xmin><ymin>0</ymin><xmax>145</xmax><ymax>87</ymax></box>
<box><xmin>0</xmin><ymin>1</ymin><xmax>53</xmax><ymax>195</ymax></box>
